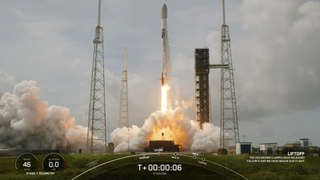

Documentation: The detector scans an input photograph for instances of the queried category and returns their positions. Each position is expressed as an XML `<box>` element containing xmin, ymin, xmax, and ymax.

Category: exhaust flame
<box><xmin>111</xmin><ymin>107</ymin><xmax>220</xmax><ymax>152</ymax></box>
<box><xmin>161</xmin><ymin>86</ymin><xmax>168</xmax><ymax>112</ymax></box>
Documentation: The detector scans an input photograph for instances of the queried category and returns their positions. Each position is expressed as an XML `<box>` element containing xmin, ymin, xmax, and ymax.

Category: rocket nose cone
<box><xmin>162</xmin><ymin>4</ymin><xmax>167</xmax><ymax>9</ymax></box>
<box><xmin>161</xmin><ymin>4</ymin><xmax>167</xmax><ymax>19</ymax></box>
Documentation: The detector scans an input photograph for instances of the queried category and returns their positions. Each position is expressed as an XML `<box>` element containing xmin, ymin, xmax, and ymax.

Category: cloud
<box><xmin>226</xmin><ymin>0</ymin><xmax>320</xmax><ymax>121</ymax></box>
<box><xmin>291</xmin><ymin>1</ymin><xmax>320</xmax><ymax>43</ymax></box>
<box><xmin>0</xmin><ymin>69</ymin><xmax>17</xmax><ymax>85</ymax></box>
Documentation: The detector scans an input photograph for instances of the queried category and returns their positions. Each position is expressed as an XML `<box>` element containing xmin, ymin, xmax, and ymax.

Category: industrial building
<box><xmin>308</xmin><ymin>146</ymin><xmax>320</xmax><ymax>156</ymax></box>
<box><xmin>299</xmin><ymin>138</ymin><xmax>310</xmax><ymax>147</ymax></box>
<box><xmin>259</xmin><ymin>143</ymin><xmax>277</xmax><ymax>155</ymax></box>
<box><xmin>278</xmin><ymin>143</ymin><xmax>301</xmax><ymax>154</ymax></box>
<box><xmin>0</xmin><ymin>149</ymin><xmax>9</xmax><ymax>156</ymax></box>
<box><xmin>236</xmin><ymin>142</ymin><xmax>252</xmax><ymax>154</ymax></box>
<box><xmin>227</xmin><ymin>146</ymin><xmax>236</xmax><ymax>155</ymax></box>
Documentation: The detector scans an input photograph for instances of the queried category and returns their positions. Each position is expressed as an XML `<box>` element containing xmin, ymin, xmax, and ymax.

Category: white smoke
<box><xmin>0</xmin><ymin>81</ymin><xmax>93</xmax><ymax>151</ymax></box>
<box><xmin>111</xmin><ymin>107</ymin><xmax>220</xmax><ymax>152</ymax></box>
<box><xmin>181</xmin><ymin>97</ymin><xmax>194</xmax><ymax>110</ymax></box>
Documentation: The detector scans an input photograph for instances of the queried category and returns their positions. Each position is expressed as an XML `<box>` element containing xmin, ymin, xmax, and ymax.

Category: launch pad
<box><xmin>144</xmin><ymin>140</ymin><xmax>182</xmax><ymax>152</ymax></box>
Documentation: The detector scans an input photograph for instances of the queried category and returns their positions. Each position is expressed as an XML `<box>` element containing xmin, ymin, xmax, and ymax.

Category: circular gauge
<box><xmin>15</xmin><ymin>152</ymin><xmax>39</xmax><ymax>172</ymax></box>
<box><xmin>42</xmin><ymin>152</ymin><xmax>66</xmax><ymax>171</ymax></box>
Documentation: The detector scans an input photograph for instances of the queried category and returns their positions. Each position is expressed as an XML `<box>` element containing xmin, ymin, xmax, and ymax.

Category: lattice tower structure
<box><xmin>118</xmin><ymin>48</ymin><xmax>129</xmax><ymax>128</ymax></box>
<box><xmin>87</xmin><ymin>0</ymin><xmax>107</xmax><ymax>153</ymax></box>
<box><xmin>220</xmin><ymin>0</ymin><xmax>240</xmax><ymax>149</ymax></box>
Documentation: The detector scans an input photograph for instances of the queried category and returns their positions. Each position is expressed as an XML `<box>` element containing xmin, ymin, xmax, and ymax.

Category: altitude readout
<box><xmin>42</xmin><ymin>153</ymin><xmax>66</xmax><ymax>171</ymax></box>
<box><xmin>137</xmin><ymin>164</ymin><xmax>182</xmax><ymax>172</ymax></box>
<box><xmin>15</xmin><ymin>152</ymin><xmax>39</xmax><ymax>172</ymax></box>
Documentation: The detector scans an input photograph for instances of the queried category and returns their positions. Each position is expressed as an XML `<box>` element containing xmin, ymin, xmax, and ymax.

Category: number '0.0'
<box><xmin>48</xmin><ymin>161</ymin><xmax>59</xmax><ymax>168</ymax></box>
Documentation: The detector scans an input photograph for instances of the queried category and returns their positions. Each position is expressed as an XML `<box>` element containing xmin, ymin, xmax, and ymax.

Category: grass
<box><xmin>0</xmin><ymin>153</ymin><xmax>319</xmax><ymax>179</ymax></box>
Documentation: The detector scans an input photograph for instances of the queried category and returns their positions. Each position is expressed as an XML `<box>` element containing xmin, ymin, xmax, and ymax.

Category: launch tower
<box><xmin>220</xmin><ymin>0</ymin><xmax>240</xmax><ymax>149</ymax></box>
<box><xmin>118</xmin><ymin>48</ymin><xmax>129</xmax><ymax>128</ymax></box>
<box><xmin>194</xmin><ymin>49</ymin><xmax>210</xmax><ymax>127</ymax></box>
<box><xmin>86</xmin><ymin>0</ymin><xmax>107</xmax><ymax>153</ymax></box>
<box><xmin>194</xmin><ymin>49</ymin><xmax>228</xmax><ymax>129</ymax></box>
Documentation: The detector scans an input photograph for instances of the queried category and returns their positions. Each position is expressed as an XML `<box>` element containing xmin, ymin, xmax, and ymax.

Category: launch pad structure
<box><xmin>194</xmin><ymin>49</ymin><xmax>228</xmax><ymax>129</ymax></box>
<box><xmin>194</xmin><ymin>0</ymin><xmax>240</xmax><ymax>150</ymax></box>
<box><xmin>86</xmin><ymin>0</ymin><xmax>107</xmax><ymax>153</ymax></box>
<box><xmin>118</xmin><ymin>48</ymin><xmax>129</xmax><ymax>128</ymax></box>
<box><xmin>145</xmin><ymin>140</ymin><xmax>182</xmax><ymax>152</ymax></box>
<box><xmin>84</xmin><ymin>1</ymin><xmax>238</xmax><ymax>153</ymax></box>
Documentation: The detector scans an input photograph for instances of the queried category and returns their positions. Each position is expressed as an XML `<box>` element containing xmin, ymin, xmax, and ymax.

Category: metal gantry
<box><xmin>118</xmin><ymin>48</ymin><xmax>129</xmax><ymax>128</ymax></box>
<box><xmin>194</xmin><ymin>48</ymin><xmax>228</xmax><ymax>129</ymax></box>
<box><xmin>220</xmin><ymin>0</ymin><xmax>240</xmax><ymax>149</ymax></box>
<box><xmin>87</xmin><ymin>0</ymin><xmax>107</xmax><ymax>153</ymax></box>
<box><xmin>194</xmin><ymin>49</ymin><xmax>210</xmax><ymax>129</ymax></box>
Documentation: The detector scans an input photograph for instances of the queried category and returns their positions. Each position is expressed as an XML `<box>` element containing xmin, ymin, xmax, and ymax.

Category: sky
<box><xmin>0</xmin><ymin>0</ymin><xmax>319</xmax><ymax>148</ymax></box>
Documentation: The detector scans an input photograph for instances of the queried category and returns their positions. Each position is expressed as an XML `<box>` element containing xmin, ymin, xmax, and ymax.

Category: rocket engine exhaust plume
<box><xmin>0</xmin><ymin>81</ymin><xmax>104</xmax><ymax>151</ymax></box>
<box><xmin>161</xmin><ymin>86</ymin><xmax>168</xmax><ymax>112</ymax></box>
<box><xmin>111</xmin><ymin>107</ymin><xmax>220</xmax><ymax>152</ymax></box>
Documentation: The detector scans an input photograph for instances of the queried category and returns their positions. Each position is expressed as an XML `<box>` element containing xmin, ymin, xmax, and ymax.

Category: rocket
<box><xmin>160</xmin><ymin>4</ymin><xmax>170</xmax><ymax>86</ymax></box>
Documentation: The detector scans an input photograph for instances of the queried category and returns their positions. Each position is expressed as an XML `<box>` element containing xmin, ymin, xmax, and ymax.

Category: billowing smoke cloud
<box><xmin>0</xmin><ymin>81</ymin><xmax>92</xmax><ymax>151</ymax></box>
<box><xmin>111</xmin><ymin>107</ymin><xmax>220</xmax><ymax>152</ymax></box>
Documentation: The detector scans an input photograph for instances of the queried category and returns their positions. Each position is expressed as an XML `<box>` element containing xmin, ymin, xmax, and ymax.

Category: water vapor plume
<box><xmin>0</xmin><ymin>81</ymin><xmax>102</xmax><ymax>151</ymax></box>
<box><xmin>111</xmin><ymin>107</ymin><xmax>220</xmax><ymax>152</ymax></box>
<box><xmin>181</xmin><ymin>97</ymin><xmax>194</xmax><ymax>110</ymax></box>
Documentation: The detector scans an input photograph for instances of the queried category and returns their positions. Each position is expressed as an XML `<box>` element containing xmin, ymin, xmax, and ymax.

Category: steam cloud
<box><xmin>0</xmin><ymin>81</ymin><xmax>220</xmax><ymax>153</ymax></box>
<box><xmin>111</xmin><ymin>107</ymin><xmax>220</xmax><ymax>152</ymax></box>
<box><xmin>0</xmin><ymin>81</ymin><xmax>88</xmax><ymax>151</ymax></box>
<box><xmin>181</xmin><ymin>97</ymin><xmax>194</xmax><ymax>110</ymax></box>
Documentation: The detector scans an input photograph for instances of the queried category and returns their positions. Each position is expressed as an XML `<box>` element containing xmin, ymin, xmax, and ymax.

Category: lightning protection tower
<box><xmin>118</xmin><ymin>48</ymin><xmax>129</xmax><ymax>128</ymax></box>
<box><xmin>87</xmin><ymin>0</ymin><xmax>107</xmax><ymax>153</ymax></box>
<box><xmin>220</xmin><ymin>0</ymin><xmax>240</xmax><ymax>149</ymax></box>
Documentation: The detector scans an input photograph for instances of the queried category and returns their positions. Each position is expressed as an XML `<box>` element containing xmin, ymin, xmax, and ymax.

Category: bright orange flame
<box><xmin>161</xmin><ymin>86</ymin><xmax>167</xmax><ymax>112</ymax></box>
<box><xmin>157</xmin><ymin>86</ymin><xmax>184</xmax><ymax>143</ymax></box>
<box><xmin>150</xmin><ymin>127</ymin><xmax>174</xmax><ymax>141</ymax></box>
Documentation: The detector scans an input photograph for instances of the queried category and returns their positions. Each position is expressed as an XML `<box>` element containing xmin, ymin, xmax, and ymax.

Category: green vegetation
<box><xmin>0</xmin><ymin>153</ymin><xmax>319</xmax><ymax>180</ymax></box>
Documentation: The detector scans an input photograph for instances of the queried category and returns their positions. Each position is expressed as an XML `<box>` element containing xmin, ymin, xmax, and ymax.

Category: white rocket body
<box><xmin>161</xmin><ymin>4</ymin><xmax>170</xmax><ymax>86</ymax></box>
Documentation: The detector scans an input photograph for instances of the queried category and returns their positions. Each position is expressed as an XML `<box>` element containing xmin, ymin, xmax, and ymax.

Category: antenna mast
<box><xmin>98</xmin><ymin>0</ymin><xmax>101</xmax><ymax>26</ymax></box>
<box><xmin>125</xmin><ymin>47</ymin><xmax>127</xmax><ymax>70</ymax></box>
<box><xmin>222</xmin><ymin>0</ymin><xmax>226</xmax><ymax>25</ymax></box>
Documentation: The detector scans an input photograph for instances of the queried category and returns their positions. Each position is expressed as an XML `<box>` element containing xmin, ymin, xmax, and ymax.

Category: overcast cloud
<box><xmin>0</xmin><ymin>0</ymin><xmax>319</xmax><ymax>148</ymax></box>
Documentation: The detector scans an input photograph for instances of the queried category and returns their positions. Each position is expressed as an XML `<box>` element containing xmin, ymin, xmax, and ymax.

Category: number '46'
<box><xmin>23</xmin><ymin>162</ymin><xmax>31</xmax><ymax>168</ymax></box>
